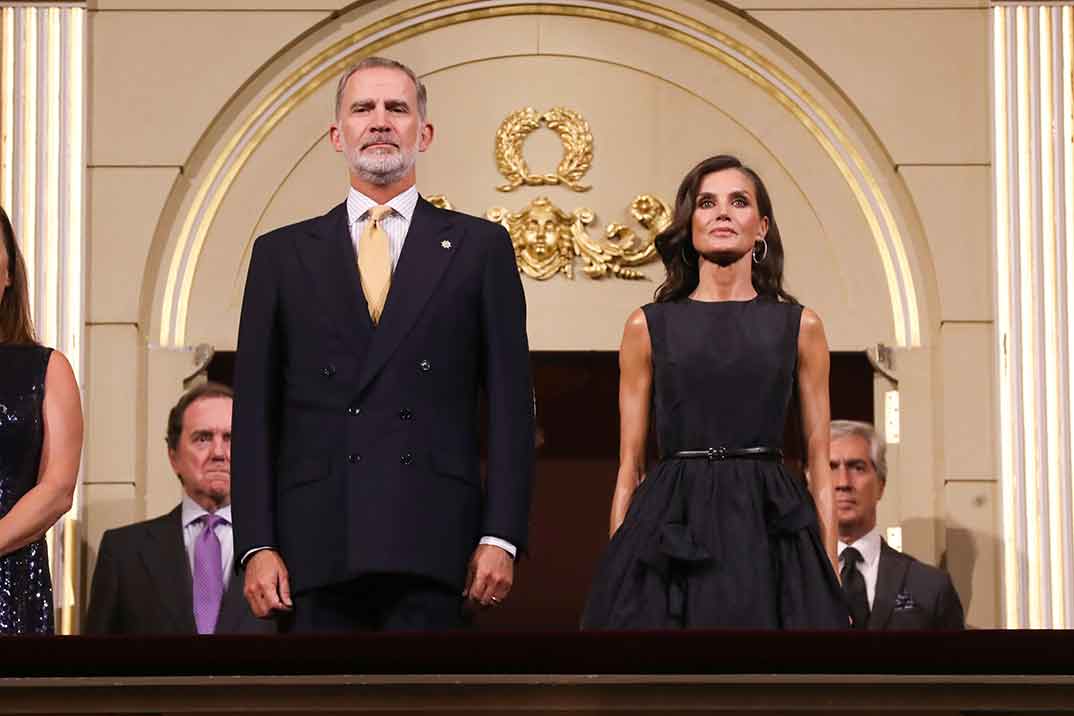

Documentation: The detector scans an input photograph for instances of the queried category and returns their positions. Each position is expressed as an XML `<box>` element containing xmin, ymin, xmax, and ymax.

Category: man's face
<box><xmin>329</xmin><ymin>66</ymin><xmax>433</xmax><ymax>188</ymax></box>
<box><xmin>830</xmin><ymin>433</ymin><xmax>884</xmax><ymax>540</ymax></box>
<box><xmin>169</xmin><ymin>396</ymin><xmax>232</xmax><ymax>511</ymax></box>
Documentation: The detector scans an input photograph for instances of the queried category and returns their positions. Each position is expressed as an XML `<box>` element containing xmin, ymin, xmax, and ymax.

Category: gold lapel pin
<box><xmin>441</xmin><ymin>240</ymin><xmax>452</xmax><ymax>249</ymax></box>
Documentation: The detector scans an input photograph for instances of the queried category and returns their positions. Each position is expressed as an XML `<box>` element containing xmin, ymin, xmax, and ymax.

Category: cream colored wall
<box><xmin>82</xmin><ymin>0</ymin><xmax>996</xmax><ymax>628</ymax></box>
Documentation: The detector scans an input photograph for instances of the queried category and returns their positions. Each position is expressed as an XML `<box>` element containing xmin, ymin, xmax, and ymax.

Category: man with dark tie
<box><xmin>232</xmin><ymin>57</ymin><xmax>534</xmax><ymax>632</ymax></box>
<box><xmin>831</xmin><ymin>420</ymin><xmax>965</xmax><ymax>630</ymax></box>
<box><xmin>85</xmin><ymin>383</ymin><xmax>270</xmax><ymax>634</ymax></box>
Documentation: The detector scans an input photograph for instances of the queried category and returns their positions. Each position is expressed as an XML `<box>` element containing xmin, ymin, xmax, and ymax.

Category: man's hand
<box><xmin>463</xmin><ymin>543</ymin><xmax>514</xmax><ymax>609</ymax></box>
<box><xmin>243</xmin><ymin>549</ymin><xmax>293</xmax><ymax>618</ymax></box>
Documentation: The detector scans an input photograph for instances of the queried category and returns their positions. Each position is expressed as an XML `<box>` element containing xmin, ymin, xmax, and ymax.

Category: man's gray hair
<box><xmin>334</xmin><ymin>57</ymin><xmax>427</xmax><ymax>121</ymax></box>
<box><xmin>830</xmin><ymin>419</ymin><xmax>887</xmax><ymax>485</ymax></box>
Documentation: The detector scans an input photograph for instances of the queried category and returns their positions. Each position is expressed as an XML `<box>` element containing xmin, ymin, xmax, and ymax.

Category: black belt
<box><xmin>671</xmin><ymin>447</ymin><xmax>783</xmax><ymax>461</ymax></box>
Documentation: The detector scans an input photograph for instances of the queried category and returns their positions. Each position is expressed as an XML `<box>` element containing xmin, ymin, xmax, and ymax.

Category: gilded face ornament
<box><xmin>489</xmin><ymin>197</ymin><xmax>591</xmax><ymax>280</ymax></box>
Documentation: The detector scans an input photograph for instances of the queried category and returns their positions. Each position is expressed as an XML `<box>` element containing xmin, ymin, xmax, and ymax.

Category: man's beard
<box><xmin>346</xmin><ymin>138</ymin><xmax>418</xmax><ymax>186</ymax></box>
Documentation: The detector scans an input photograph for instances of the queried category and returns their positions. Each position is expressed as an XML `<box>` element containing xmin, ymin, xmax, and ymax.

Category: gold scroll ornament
<box><xmin>488</xmin><ymin>194</ymin><xmax>670</xmax><ymax>280</ymax></box>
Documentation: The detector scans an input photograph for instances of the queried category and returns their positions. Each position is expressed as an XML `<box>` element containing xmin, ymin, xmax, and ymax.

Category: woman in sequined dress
<box><xmin>0</xmin><ymin>207</ymin><xmax>82</xmax><ymax>635</ymax></box>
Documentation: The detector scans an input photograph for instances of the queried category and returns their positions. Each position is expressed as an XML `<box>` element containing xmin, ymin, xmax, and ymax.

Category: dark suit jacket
<box><xmin>868</xmin><ymin>540</ymin><xmax>965</xmax><ymax>630</ymax></box>
<box><xmin>231</xmin><ymin>197</ymin><xmax>535</xmax><ymax>595</ymax></box>
<box><xmin>84</xmin><ymin>506</ymin><xmax>271</xmax><ymax>634</ymax></box>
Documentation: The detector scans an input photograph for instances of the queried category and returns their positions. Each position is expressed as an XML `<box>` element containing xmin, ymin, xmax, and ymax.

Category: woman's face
<box><xmin>690</xmin><ymin>168</ymin><xmax>769</xmax><ymax>263</ymax></box>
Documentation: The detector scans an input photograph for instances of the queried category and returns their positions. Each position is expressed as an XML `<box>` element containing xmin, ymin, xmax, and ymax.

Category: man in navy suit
<box><xmin>232</xmin><ymin>57</ymin><xmax>534</xmax><ymax>632</ymax></box>
<box><xmin>831</xmin><ymin>420</ymin><xmax>964</xmax><ymax>630</ymax></box>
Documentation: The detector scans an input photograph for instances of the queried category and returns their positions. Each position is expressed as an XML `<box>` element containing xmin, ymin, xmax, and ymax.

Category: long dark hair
<box><xmin>0</xmin><ymin>206</ymin><xmax>37</xmax><ymax>345</ymax></box>
<box><xmin>653</xmin><ymin>155</ymin><xmax>797</xmax><ymax>304</ymax></box>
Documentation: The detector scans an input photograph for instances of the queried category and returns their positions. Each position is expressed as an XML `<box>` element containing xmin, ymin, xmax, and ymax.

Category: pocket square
<box><xmin>893</xmin><ymin>591</ymin><xmax>920</xmax><ymax>611</ymax></box>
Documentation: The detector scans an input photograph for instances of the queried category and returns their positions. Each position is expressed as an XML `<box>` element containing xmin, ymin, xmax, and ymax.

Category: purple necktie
<box><xmin>192</xmin><ymin>513</ymin><xmax>225</xmax><ymax>635</ymax></box>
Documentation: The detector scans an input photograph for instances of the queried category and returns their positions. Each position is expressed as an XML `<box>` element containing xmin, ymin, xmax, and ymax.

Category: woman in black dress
<box><xmin>582</xmin><ymin>156</ymin><xmax>846</xmax><ymax>629</ymax></box>
<box><xmin>0</xmin><ymin>206</ymin><xmax>82</xmax><ymax>635</ymax></box>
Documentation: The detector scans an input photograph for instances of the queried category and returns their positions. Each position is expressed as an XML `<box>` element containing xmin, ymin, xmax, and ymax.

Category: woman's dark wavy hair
<box><xmin>654</xmin><ymin>155</ymin><xmax>797</xmax><ymax>304</ymax></box>
<box><xmin>0</xmin><ymin>206</ymin><xmax>37</xmax><ymax>345</ymax></box>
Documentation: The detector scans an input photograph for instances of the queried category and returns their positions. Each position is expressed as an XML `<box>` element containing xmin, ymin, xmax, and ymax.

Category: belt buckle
<box><xmin>706</xmin><ymin>447</ymin><xmax>728</xmax><ymax>461</ymax></box>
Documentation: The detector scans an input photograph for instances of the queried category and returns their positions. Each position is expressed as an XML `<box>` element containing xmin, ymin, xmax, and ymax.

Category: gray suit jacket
<box><xmin>84</xmin><ymin>505</ymin><xmax>272</xmax><ymax>634</ymax></box>
<box><xmin>869</xmin><ymin>541</ymin><xmax>965</xmax><ymax>630</ymax></box>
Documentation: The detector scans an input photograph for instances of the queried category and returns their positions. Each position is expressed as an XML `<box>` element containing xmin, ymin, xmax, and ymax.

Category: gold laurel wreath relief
<box><xmin>495</xmin><ymin>107</ymin><xmax>593</xmax><ymax>192</ymax></box>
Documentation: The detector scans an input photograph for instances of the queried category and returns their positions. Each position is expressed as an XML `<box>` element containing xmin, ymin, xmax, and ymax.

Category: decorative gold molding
<box><xmin>495</xmin><ymin>107</ymin><xmax>593</xmax><ymax>192</ymax></box>
<box><xmin>426</xmin><ymin>194</ymin><xmax>454</xmax><ymax>210</ymax></box>
<box><xmin>487</xmin><ymin>193</ymin><xmax>668</xmax><ymax>280</ymax></box>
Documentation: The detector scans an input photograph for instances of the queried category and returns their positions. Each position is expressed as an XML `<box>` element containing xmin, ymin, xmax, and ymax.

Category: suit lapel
<box><xmin>139</xmin><ymin>507</ymin><xmax>196</xmax><ymax>633</ymax></box>
<box><xmin>356</xmin><ymin>197</ymin><xmax>459</xmax><ymax>394</ymax></box>
<box><xmin>869</xmin><ymin>541</ymin><xmax>909</xmax><ymax>629</ymax></box>
<box><xmin>294</xmin><ymin>202</ymin><xmax>373</xmax><ymax>353</ymax></box>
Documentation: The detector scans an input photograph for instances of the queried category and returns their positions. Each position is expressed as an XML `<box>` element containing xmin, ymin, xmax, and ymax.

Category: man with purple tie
<box><xmin>85</xmin><ymin>383</ymin><xmax>271</xmax><ymax>635</ymax></box>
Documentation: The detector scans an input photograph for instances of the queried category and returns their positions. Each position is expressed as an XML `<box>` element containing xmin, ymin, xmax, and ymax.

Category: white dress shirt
<box><xmin>346</xmin><ymin>185</ymin><xmax>418</xmax><ymax>271</ymax></box>
<box><xmin>838</xmin><ymin>526</ymin><xmax>882</xmax><ymax>609</ymax></box>
<box><xmin>242</xmin><ymin>187</ymin><xmax>517</xmax><ymax>563</ymax></box>
<box><xmin>181</xmin><ymin>495</ymin><xmax>234</xmax><ymax>588</ymax></box>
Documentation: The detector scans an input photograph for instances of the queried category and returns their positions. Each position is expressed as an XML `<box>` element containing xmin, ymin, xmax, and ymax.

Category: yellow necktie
<box><xmin>358</xmin><ymin>205</ymin><xmax>393</xmax><ymax>324</ymax></box>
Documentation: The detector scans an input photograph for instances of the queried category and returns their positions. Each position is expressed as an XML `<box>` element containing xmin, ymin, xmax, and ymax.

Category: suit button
<box><xmin>348</xmin><ymin>453</ymin><xmax>361</xmax><ymax>464</ymax></box>
<box><xmin>400</xmin><ymin>452</ymin><xmax>413</xmax><ymax>465</ymax></box>
<box><xmin>418</xmin><ymin>359</ymin><xmax>431</xmax><ymax>373</ymax></box>
<box><xmin>348</xmin><ymin>406</ymin><xmax>361</xmax><ymax>416</ymax></box>
<box><xmin>322</xmin><ymin>364</ymin><xmax>336</xmax><ymax>378</ymax></box>
<box><xmin>399</xmin><ymin>408</ymin><xmax>413</xmax><ymax>421</ymax></box>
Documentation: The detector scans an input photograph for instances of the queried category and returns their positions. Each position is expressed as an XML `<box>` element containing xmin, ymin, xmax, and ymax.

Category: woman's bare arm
<box><xmin>609</xmin><ymin>308</ymin><xmax>653</xmax><ymax>537</ymax></box>
<box><xmin>797</xmin><ymin>308</ymin><xmax>837</xmax><ymax>572</ymax></box>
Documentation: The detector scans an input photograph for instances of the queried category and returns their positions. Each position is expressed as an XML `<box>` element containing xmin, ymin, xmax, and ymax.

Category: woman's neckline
<box><xmin>685</xmin><ymin>293</ymin><xmax>760</xmax><ymax>304</ymax></box>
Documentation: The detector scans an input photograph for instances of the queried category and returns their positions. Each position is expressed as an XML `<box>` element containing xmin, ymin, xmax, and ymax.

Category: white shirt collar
<box><xmin>346</xmin><ymin>185</ymin><xmax>418</xmax><ymax>225</ymax></box>
<box><xmin>838</xmin><ymin>526</ymin><xmax>881</xmax><ymax>568</ymax></box>
<box><xmin>181</xmin><ymin>494</ymin><xmax>232</xmax><ymax>528</ymax></box>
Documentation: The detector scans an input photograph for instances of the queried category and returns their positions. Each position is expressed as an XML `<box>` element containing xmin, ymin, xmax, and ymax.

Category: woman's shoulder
<box><xmin>752</xmin><ymin>295</ymin><xmax>805</xmax><ymax>317</ymax></box>
<box><xmin>0</xmin><ymin>341</ymin><xmax>52</xmax><ymax>360</ymax></box>
<box><xmin>0</xmin><ymin>343</ymin><xmax>54</xmax><ymax>386</ymax></box>
<box><xmin>638</xmin><ymin>299</ymin><xmax>684</xmax><ymax>317</ymax></box>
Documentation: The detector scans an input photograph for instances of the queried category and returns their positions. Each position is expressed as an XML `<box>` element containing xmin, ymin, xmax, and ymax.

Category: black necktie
<box><xmin>841</xmin><ymin>547</ymin><xmax>870</xmax><ymax>629</ymax></box>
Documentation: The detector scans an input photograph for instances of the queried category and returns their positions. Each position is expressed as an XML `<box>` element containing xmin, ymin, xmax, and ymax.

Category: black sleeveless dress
<box><xmin>0</xmin><ymin>345</ymin><xmax>55</xmax><ymax>635</ymax></box>
<box><xmin>582</xmin><ymin>298</ymin><xmax>847</xmax><ymax>629</ymax></box>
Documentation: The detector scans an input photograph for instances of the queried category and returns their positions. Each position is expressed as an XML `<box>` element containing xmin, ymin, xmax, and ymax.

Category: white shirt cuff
<box><xmin>479</xmin><ymin>536</ymin><xmax>517</xmax><ymax>559</ymax></box>
<box><xmin>241</xmin><ymin>546</ymin><xmax>275</xmax><ymax>565</ymax></box>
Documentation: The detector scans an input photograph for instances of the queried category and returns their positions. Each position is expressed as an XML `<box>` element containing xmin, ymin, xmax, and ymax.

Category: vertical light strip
<box><xmin>1065</xmin><ymin>5</ymin><xmax>1074</xmax><ymax>629</ymax></box>
<box><xmin>62</xmin><ymin>7</ymin><xmax>85</xmax><ymax>636</ymax></box>
<box><xmin>67</xmin><ymin>7</ymin><xmax>83</xmax><ymax>387</ymax></box>
<box><xmin>1038</xmin><ymin>6</ymin><xmax>1062</xmax><ymax>629</ymax></box>
<box><xmin>1015</xmin><ymin>5</ymin><xmax>1044</xmax><ymax>629</ymax></box>
<box><xmin>20</xmin><ymin>7</ymin><xmax>37</xmax><ymax>309</ymax></box>
<box><xmin>1</xmin><ymin>8</ymin><xmax>13</xmax><ymax>210</ymax></box>
<box><xmin>43</xmin><ymin>8</ymin><xmax>60</xmax><ymax>350</ymax></box>
<box><xmin>994</xmin><ymin>6</ymin><xmax>1020</xmax><ymax>629</ymax></box>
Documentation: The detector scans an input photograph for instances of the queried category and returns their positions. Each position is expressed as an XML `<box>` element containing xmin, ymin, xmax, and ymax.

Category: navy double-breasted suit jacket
<box><xmin>231</xmin><ymin>197</ymin><xmax>535</xmax><ymax>595</ymax></box>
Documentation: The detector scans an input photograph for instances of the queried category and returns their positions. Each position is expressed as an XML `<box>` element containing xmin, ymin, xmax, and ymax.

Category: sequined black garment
<box><xmin>0</xmin><ymin>344</ymin><xmax>54</xmax><ymax>635</ymax></box>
